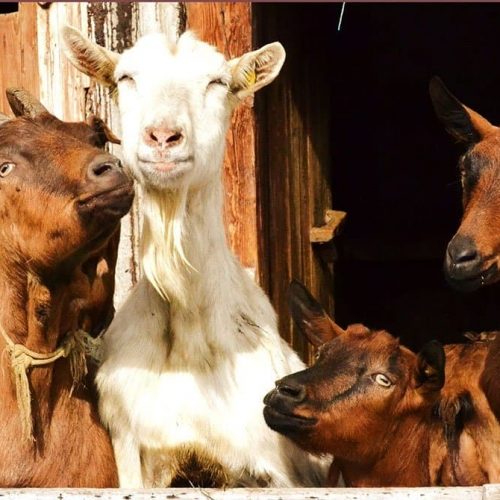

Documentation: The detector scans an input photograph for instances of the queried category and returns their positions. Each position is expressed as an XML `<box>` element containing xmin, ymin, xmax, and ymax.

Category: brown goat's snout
<box><xmin>263</xmin><ymin>378</ymin><xmax>316</xmax><ymax>437</ymax></box>
<box><xmin>445</xmin><ymin>233</ymin><xmax>496</xmax><ymax>290</ymax></box>
<box><xmin>275</xmin><ymin>379</ymin><xmax>306</xmax><ymax>403</ymax></box>
<box><xmin>264</xmin><ymin>378</ymin><xmax>306</xmax><ymax>410</ymax></box>
<box><xmin>447</xmin><ymin>234</ymin><xmax>480</xmax><ymax>271</ymax></box>
<box><xmin>87</xmin><ymin>155</ymin><xmax>127</xmax><ymax>188</ymax></box>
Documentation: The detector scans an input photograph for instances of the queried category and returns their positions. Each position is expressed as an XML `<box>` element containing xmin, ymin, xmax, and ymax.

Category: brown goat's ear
<box><xmin>62</xmin><ymin>25</ymin><xmax>119</xmax><ymax>87</ymax></box>
<box><xmin>6</xmin><ymin>88</ymin><xmax>49</xmax><ymax>118</ymax></box>
<box><xmin>415</xmin><ymin>340</ymin><xmax>445</xmax><ymax>395</ymax></box>
<box><xmin>86</xmin><ymin>115</ymin><xmax>121</xmax><ymax>145</ymax></box>
<box><xmin>288</xmin><ymin>280</ymin><xmax>345</xmax><ymax>347</ymax></box>
<box><xmin>429</xmin><ymin>76</ymin><xmax>496</xmax><ymax>144</ymax></box>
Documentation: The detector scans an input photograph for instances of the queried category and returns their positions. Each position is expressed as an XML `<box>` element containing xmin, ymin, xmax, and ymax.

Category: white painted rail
<box><xmin>0</xmin><ymin>487</ymin><xmax>499</xmax><ymax>500</ymax></box>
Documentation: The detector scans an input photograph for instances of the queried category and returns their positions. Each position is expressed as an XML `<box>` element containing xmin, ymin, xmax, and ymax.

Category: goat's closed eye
<box><xmin>0</xmin><ymin>162</ymin><xmax>15</xmax><ymax>177</ymax></box>
<box><xmin>372</xmin><ymin>373</ymin><xmax>392</xmax><ymax>388</ymax></box>
<box><xmin>118</xmin><ymin>74</ymin><xmax>135</xmax><ymax>85</ymax></box>
<box><xmin>208</xmin><ymin>78</ymin><xmax>227</xmax><ymax>88</ymax></box>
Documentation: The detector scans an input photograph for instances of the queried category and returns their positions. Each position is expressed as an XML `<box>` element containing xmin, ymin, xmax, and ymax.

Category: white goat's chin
<box><xmin>136</xmin><ymin>158</ymin><xmax>193</xmax><ymax>188</ymax></box>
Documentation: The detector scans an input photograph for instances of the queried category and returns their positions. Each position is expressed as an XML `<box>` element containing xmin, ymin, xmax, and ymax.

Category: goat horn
<box><xmin>6</xmin><ymin>88</ymin><xmax>49</xmax><ymax>118</ymax></box>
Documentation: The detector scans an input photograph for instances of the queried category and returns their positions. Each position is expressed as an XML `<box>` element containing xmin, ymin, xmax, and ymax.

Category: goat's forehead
<box><xmin>0</xmin><ymin>118</ymin><xmax>96</xmax><ymax>158</ymax></box>
<box><xmin>118</xmin><ymin>32</ymin><xmax>227</xmax><ymax>78</ymax></box>
<box><xmin>328</xmin><ymin>330</ymin><xmax>403</xmax><ymax>361</ymax></box>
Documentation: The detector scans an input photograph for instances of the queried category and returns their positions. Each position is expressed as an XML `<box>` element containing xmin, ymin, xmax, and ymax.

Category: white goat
<box><xmin>62</xmin><ymin>28</ymin><xmax>329</xmax><ymax>488</ymax></box>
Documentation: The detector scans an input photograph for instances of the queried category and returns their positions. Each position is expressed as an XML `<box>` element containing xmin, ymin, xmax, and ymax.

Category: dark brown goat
<box><xmin>0</xmin><ymin>90</ymin><xmax>133</xmax><ymax>487</ymax></box>
<box><xmin>429</xmin><ymin>77</ymin><xmax>500</xmax><ymax>422</ymax></box>
<box><xmin>264</xmin><ymin>281</ymin><xmax>500</xmax><ymax>487</ymax></box>
<box><xmin>429</xmin><ymin>77</ymin><xmax>500</xmax><ymax>292</ymax></box>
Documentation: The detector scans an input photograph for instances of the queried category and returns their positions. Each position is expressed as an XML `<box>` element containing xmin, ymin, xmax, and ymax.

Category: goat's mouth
<box><xmin>263</xmin><ymin>405</ymin><xmax>317</xmax><ymax>435</ymax></box>
<box><xmin>137</xmin><ymin>156</ymin><xmax>194</xmax><ymax>176</ymax></box>
<box><xmin>77</xmin><ymin>182</ymin><xmax>135</xmax><ymax>218</ymax></box>
<box><xmin>445</xmin><ymin>261</ymin><xmax>499</xmax><ymax>292</ymax></box>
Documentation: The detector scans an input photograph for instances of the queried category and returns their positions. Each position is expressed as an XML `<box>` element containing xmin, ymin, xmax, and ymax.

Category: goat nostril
<box><xmin>93</xmin><ymin>163</ymin><xmax>114</xmax><ymax>177</ymax></box>
<box><xmin>277</xmin><ymin>382</ymin><xmax>305</xmax><ymax>401</ymax></box>
<box><xmin>149</xmin><ymin>131</ymin><xmax>158</xmax><ymax>143</ymax></box>
<box><xmin>167</xmin><ymin>132</ymin><xmax>182</xmax><ymax>144</ymax></box>
<box><xmin>455</xmin><ymin>249</ymin><xmax>478</xmax><ymax>263</ymax></box>
<box><xmin>447</xmin><ymin>235</ymin><xmax>480</xmax><ymax>265</ymax></box>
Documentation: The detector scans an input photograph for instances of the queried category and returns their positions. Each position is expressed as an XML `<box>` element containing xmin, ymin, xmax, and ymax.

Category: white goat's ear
<box><xmin>61</xmin><ymin>25</ymin><xmax>119</xmax><ymax>87</ymax></box>
<box><xmin>229</xmin><ymin>42</ymin><xmax>286</xmax><ymax>100</ymax></box>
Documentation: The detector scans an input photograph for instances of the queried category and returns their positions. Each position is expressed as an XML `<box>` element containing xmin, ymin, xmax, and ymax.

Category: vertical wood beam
<box><xmin>0</xmin><ymin>4</ymin><xmax>40</xmax><ymax>115</ymax></box>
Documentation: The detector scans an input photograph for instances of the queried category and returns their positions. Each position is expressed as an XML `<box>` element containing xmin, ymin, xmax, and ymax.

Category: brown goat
<box><xmin>0</xmin><ymin>91</ymin><xmax>133</xmax><ymax>487</ymax></box>
<box><xmin>429</xmin><ymin>77</ymin><xmax>500</xmax><ymax>292</ymax></box>
<box><xmin>429</xmin><ymin>77</ymin><xmax>500</xmax><ymax>422</ymax></box>
<box><xmin>263</xmin><ymin>281</ymin><xmax>500</xmax><ymax>487</ymax></box>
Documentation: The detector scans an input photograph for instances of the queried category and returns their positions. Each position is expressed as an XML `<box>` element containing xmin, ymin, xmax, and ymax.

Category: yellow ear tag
<box><xmin>246</xmin><ymin>70</ymin><xmax>256</xmax><ymax>87</ymax></box>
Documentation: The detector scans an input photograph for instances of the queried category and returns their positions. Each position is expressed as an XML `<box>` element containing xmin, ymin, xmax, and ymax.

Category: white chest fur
<box><xmin>97</xmin><ymin>276</ymin><xmax>327</xmax><ymax>487</ymax></box>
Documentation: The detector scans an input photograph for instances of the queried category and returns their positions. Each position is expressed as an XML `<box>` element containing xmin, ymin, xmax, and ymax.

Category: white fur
<box><xmin>65</xmin><ymin>29</ymin><xmax>329</xmax><ymax>487</ymax></box>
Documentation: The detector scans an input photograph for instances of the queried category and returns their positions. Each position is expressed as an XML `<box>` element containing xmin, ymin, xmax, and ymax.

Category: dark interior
<box><xmin>0</xmin><ymin>3</ymin><xmax>18</xmax><ymax>14</ymax></box>
<box><xmin>257</xmin><ymin>3</ymin><xmax>500</xmax><ymax>351</ymax></box>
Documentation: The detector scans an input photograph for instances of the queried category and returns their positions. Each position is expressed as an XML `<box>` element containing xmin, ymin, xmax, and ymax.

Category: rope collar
<box><xmin>0</xmin><ymin>327</ymin><xmax>102</xmax><ymax>442</ymax></box>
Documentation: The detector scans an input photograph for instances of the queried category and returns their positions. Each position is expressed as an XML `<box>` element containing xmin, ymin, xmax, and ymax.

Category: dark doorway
<box><xmin>256</xmin><ymin>3</ymin><xmax>500</xmax><ymax>354</ymax></box>
<box><xmin>330</xmin><ymin>3</ymin><xmax>500</xmax><ymax>349</ymax></box>
<box><xmin>0</xmin><ymin>3</ymin><xmax>18</xmax><ymax>14</ymax></box>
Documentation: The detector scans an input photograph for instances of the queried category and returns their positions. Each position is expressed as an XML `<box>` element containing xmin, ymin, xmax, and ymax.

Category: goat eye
<box><xmin>373</xmin><ymin>373</ymin><xmax>392</xmax><ymax>388</ymax></box>
<box><xmin>118</xmin><ymin>74</ymin><xmax>134</xmax><ymax>84</ymax></box>
<box><xmin>0</xmin><ymin>162</ymin><xmax>15</xmax><ymax>177</ymax></box>
<box><xmin>208</xmin><ymin>78</ymin><xmax>226</xmax><ymax>87</ymax></box>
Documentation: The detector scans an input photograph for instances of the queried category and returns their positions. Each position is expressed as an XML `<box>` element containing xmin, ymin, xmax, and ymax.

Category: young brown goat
<box><xmin>0</xmin><ymin>90</ymin><xmax>133</xmax><ymax>487</ymax></box>
<box><xmin>264</xmin><ymin>281</ymin><xmax>500</xmax><ymax>487</ymax></box>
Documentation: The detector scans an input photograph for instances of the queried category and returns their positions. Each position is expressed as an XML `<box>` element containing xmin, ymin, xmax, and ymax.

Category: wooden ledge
<box><xmin>310</xmin><ymin>210</ymin><xmax>347</xmax><ymax>244</ymax></box>
<box><xmin>0</xmin><ymin>486</ymin><xmax>498</xmax><ymax>499</ymax></box>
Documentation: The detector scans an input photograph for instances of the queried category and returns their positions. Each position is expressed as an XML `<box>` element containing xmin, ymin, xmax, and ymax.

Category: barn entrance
<box><xmin>256</xmin><ymin>3</ymin><xmax>500</xmax><ymax>355</ymax></box>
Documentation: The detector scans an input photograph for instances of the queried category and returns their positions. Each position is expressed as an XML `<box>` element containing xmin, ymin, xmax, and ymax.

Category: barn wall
<box><xmin>255</xmin><ymin>4</ymin><xmax>336</xmax><ymax>363</ymax></box>
<box><xmin>0</xmin><ymin>4</ymin><xmax>39</xmax><ymax>113</ymax></box>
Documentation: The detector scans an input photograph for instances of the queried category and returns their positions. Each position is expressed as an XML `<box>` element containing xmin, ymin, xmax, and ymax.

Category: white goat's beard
<box><xmin>140</xmin><ymin>186</ymin><xmax>193</xmax><ymax>306</ymax></box>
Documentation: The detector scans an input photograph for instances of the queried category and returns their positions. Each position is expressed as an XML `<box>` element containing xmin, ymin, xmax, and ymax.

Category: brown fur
<box><xmin>429</xmin><ymin>77</ymin><xmax>500</xmax><ymax>288</ymax></box>
<box><xmin>0</xmin><ymin>104</ymin><xmax>133</xmax><ymax>486</ymax></box>
<box><xmin>429</xmin><ymin>78</ymin><xmax>500</xmax><ymax>423</ymax></box>
<box><xmin>264</xmin><ymin>281</ymin><xmax>500</xmax><ymax>487</ymax></box>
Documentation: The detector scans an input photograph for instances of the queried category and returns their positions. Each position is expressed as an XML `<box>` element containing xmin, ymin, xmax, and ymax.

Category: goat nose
<box><xmin>276</xmin><ymin>379</ymin><xmax>306</xmax><ymax>403</ymax></box>
<box><xmin>87</xmin><ymin>156</ymin><xmax>126</xmax><ymax>185</ymax></box>
<box><xmin>144</xmin><ymin>126</ymin><xmax>184</xmax><ymax>149</ymax></box>
<box><xmin>447</xmin><ymin>234</ymin><xmax>480</xmax><ymax>266</ymax></box>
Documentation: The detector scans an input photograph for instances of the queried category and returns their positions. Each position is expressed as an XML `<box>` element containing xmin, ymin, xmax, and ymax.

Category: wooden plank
<box><xmin>0</xmin><ymin>5</ymin><xmax>40</xmax><ymax>116</ymax></box>
<box><xmin>255</xmin><ymin>4</ymin><xmax>335</xmax><ymax>361</ymax></box>
<box><xmin>17</xmin><ymin>5</ymin><xmax>40</xmax><ymax>102</ymax></box>
<box><xmin>185</xmin><ymin>3</ymin><xmax>258</xmax><ymax>275</ymax></box>
<box><xmin>310</xmin><ymin>210</ymin><xmax>347</xmax><ymax>244</ymax></box>
<box><xmin>0</xmin><ymin>487</ymin><xmax>493</xmax><ymax>499</ymax></box>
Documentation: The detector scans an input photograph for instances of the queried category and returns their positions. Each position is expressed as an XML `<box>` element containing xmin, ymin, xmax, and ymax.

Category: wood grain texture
<box><xmin>310</xmin><ymin>210</ymin><xmax>347</xmax><ymax>244</ymax></box>
<box><xmin>255</xmin><ymin>4</ymin><xmax>336</xmax><ymax>362</ymax></box>
<box><xmin>0</xmin><ymin>486</ymin><xmax>495</xmax><ymax>498</ymax></box>
<box><xmin>0</xmin><ymin>5</ymin><xmax>40</xmax><ymax>115</ymax></box>
<box><xmin>185</xmin><ymin>3</ymin><xmax>258</xmax><ymax>273</ymax></box>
